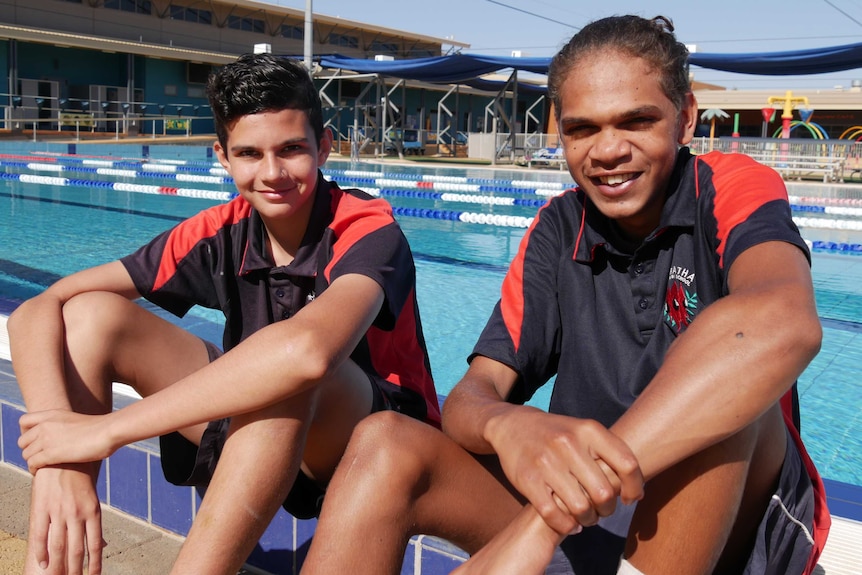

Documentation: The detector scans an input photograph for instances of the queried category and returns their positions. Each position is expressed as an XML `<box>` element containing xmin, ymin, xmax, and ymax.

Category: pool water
<box><xmin>1</xmin><ymin>153</ymin><xmax>861</xmax><ymax>486</ymax></box>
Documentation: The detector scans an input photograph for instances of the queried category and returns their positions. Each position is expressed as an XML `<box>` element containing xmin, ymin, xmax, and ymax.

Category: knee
<box><xmin>340</xmin><ymin>411</ymin><xmax>433</xmax><ymax>491</ymax></box>
<box><xmin>62</xmin><ymin>291</ymin><xmax>134</xmax><ymax>345</ymax></box>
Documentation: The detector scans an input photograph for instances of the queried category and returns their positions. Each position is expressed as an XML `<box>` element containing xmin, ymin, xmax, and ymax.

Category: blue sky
<box><xmin>274</xmin><ymin>0</ymin><xmax>862</xmax><ymax>90</ymax></box>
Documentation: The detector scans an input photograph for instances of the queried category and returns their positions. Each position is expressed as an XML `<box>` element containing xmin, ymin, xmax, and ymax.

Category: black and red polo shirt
<box><xmin>121</xmin><ymin>173</ymin><xmax>440</xmax><ymax>425</ymax></box>
<box><xmin>472</xmin><ymin>149</ymin><xmax>831</xmax><ymax>563</ymax></box>
<box><xmin>472</xmin><ymin>148</ymin><xmax>809</xmax><ymax>425</ymax></box>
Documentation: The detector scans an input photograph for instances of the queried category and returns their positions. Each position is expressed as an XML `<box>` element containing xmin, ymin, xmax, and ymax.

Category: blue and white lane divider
<box><xmin>2</xmin><ymin>155</ymin><xmax>860</xmax><ymax>237</ymax></box>
<box><xmin>0</xmin><ymin>154</ymin><xmax>574</xmax><ymax>196</ymax></box>
<box><xmin>0</xmin><ymin>172</ymin><xmax>235</xmax><ymax>201</ymax></box>
<box><xmin>0</xmin><ymin>171</ymin><xmax>534</xmax><ymax>228</ymax></box>
<box><xmin>0</xmin><ymin>160</ymin><xmax>233</xmax><ymax>185</ymax></box>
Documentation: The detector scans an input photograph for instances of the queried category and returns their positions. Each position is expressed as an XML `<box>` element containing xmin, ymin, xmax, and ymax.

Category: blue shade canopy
<box><xmin>315</xmin><ymin>41</ymin><xmax>862</xmax><ymax>85</ymax></box>
<box><xmin>688</xmin><ymin>42</ymin><xmax>862</xmax><ymax>76</ymax></box>
<box><xmin>319</xmin><ymin>54</ymin><xmax>551</xmax><ymax>83</ymax></box>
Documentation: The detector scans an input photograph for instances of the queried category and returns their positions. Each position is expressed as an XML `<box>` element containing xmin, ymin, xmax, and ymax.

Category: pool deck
<box><xmin>1</xmin><ymin>313</ymin><xmax>861</xmax><ymax>573</ymax></box>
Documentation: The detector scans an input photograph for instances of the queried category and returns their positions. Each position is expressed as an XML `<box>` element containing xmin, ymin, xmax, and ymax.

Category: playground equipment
<box><xmin>766</xmin><ymin>91</ymin><xmax>811</xmax><ymax>139</ymax></box>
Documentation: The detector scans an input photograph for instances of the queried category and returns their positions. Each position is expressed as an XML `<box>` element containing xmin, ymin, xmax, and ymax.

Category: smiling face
<box><xmin>557</xmin><ymin>49</ymin><xmax>697</xmax><ymax>240</ymax></box>
<box><xmin>214</xmin><ymin>108</ymin><xmax>332</xmax><ymax>233</ymax></box>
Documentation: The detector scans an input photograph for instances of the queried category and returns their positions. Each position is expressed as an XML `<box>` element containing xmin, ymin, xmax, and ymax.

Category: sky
<box><xmin>274</xmin><ymin>0</ymin><xmax>862</xmax><ymax>91</ymax></box>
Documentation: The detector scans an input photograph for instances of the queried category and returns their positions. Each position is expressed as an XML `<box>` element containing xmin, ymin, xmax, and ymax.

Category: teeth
<box><xmin>599</xmin><ymin>174</ymin><xmax>631</xmax><ymax>185</ymax></box>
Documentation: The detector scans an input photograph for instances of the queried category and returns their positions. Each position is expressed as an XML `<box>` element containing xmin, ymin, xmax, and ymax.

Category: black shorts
<box><xmin>159</xmin><ymin>341</ymin><xmax>392</xmax><ymax>520</ymax></box>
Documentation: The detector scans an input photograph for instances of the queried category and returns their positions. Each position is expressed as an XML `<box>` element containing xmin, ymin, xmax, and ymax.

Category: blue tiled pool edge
<box><xmin>2</xmin><ymin>361</ymin><xmax>861</xmax><ymax>575</ymax></box>
<box><xmin>0</xmin><ymin>360</ymin><xmax>468</xmax><ymax>574</ymax></box>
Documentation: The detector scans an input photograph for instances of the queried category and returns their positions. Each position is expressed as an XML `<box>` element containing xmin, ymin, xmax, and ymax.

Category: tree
<box><xmin>700</xmin><ymin>108</ymin><xmax>729</xmax><ymax>152</ymax></box>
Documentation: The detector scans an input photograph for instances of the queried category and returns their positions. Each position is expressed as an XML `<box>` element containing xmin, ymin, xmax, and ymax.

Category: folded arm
<box><xmin>9</xmin><ymin>261</ymin><xmax>140</xmax><ymax>575</ymax></box>
<box><xmin>444</xmin><ymin>241</ymin><xmax>819</xmax><ymax>575</ymax></box>
<box><xmin>611</xmin><ymin>241</ymin><xmax>821</xmax><ymax>479</ymax></box>
<box><xmin>19</xmin><ymin>272</ymin><xmax>385</xmax><ymax>470</ymax></box>
<box><xmin>443</xmin><ymin>357</ymin><xmax>644</xmax><ymax>535</ymax></box>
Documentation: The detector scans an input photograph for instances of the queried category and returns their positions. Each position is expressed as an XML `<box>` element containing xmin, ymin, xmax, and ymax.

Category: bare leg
<box><xmin>625</xmin><ymin>403</ymin><xmax>787</xmax><ymax>575</ymax></box>
<box><xmin>302</xmin><ymin>411</ymin><xmax>523</xmax><ymax>575</ymax></box>
<box><xmin>23</xmin><ymin>291</ymin><xmax>212</xmax><ymax>575</ymax></box>
<box><xmin>170</xmin><ymin>350</ymin><xmax>375</xmax><ymax>575</ymax></box>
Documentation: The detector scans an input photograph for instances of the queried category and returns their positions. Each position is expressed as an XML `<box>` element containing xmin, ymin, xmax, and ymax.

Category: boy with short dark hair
<box><xmin>13</xmin><ymin>52</ymin><xmax>439</xmax><ymax>575</ymax></box>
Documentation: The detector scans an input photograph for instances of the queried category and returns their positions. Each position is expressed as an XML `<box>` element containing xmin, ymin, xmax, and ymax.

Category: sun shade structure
<box><xmin>318</xmin><ymin>40</ymin><xmax>862</xmax><ymax>84</ymax></box>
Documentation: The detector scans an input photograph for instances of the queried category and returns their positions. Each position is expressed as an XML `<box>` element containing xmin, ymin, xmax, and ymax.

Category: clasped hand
<box><xmin>487</xmin><ymin>408</ymin><xmax>644</xmax><ymax>535</ymax></box>
<box><xmin>19</xmin><ymin>410</ymin><xmax>115</xmax><ymax>474</ymax></box>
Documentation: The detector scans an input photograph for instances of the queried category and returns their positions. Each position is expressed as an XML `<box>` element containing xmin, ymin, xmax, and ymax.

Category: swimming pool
<box><xmin>1</xmin><ymin>148</ymin><xmax>861</xmax><ymax>489</ymax></box>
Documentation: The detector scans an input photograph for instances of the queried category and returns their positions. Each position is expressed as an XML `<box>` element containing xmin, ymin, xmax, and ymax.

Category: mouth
<box><xmin>258</xmin><ymin>188</ymin><xmax>296</xmax><ymax>198</ymax></box>
<box><xmin>595</xmin><ymin>173</ymin><xmax>637</xmax><ymax>186</ymax></box>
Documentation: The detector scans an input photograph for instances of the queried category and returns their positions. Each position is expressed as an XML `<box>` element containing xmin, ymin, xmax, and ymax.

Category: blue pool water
<box><xmin>1</xmin><ymin>150</ymin><xmax>861</xmax><ymax>488</ymax></box>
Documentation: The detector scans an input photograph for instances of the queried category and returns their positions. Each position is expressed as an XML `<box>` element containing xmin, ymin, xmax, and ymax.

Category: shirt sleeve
<box><xmin>120</xmin><ymin>208</ymin><xmax>229</xmax><ymax>317</ymax></box>
<box><xmin>324</xmin><ymin>200</ymin><xmax>416</xmax><ymax>331</ymax></box>
<box><xmin>699</xmin><ymin>153</ymin><xmax>810</xmax><ymax>280</ymax></box>
<box><xmin>471</xmin><ymin>199</ymin><xmax>567</xmax><ymax>403</ymax></box>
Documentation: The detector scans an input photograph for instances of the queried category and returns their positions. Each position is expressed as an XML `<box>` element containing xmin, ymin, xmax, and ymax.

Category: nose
<box><xmin>589</xmin><ymin>128</ymin><xmax>631</xmax><ymax>165</ymax></box>
<box><xmin>262</xmin><ymin>155</ymin><xmax>285</xmax><ymax>182</ymax></box>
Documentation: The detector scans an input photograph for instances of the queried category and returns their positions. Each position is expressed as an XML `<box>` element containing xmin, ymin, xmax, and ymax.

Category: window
<box><xmin>169</xmin><ymin>4</ymin><xmax>212</xmax><ymax>24</ymax></box>
<box><xmin>280</xmin><ymin>25</ymin><xmax>304</xmax><ymax>40</ymax></box>
<box><xmin>328</xmin><ymin>33</ymin><xmax>358</xmax><ymax>49</ymax></box>
<box><xmin>104</xmin><ymin>0</ymin><xmax>151</xmax><ymax>14</ymax></box>
<box><xmin>227</xmin><ymin>15</ymin><xmax>265</xmax><ymax>34</ymax></box>
<box><xmin>187</xmin><ymin>63</ymin><xmax>212</xmax><ymax>85</ymax></box>
<box><xmin>370</xmin><ymin>41</ymin><xmax>399</xmax><ymax>55</ymax></box>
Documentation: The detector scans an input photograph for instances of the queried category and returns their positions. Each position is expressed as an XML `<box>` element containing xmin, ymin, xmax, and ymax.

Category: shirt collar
<box><xmin>574</xmin><ymin>148</ymin><xmax>695</xmax><ymax>263</ymax></box>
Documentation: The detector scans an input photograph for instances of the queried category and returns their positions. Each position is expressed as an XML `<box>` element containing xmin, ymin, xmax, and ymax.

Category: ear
<box><xmin>677</xmin><ymin>92</ymin><xmax>698</xmax><ymax>145</ymax></box>
<box><xmin>213</xmin><ymin>140</ymin><xmax>231</xmax><ymax>174</ymax></box>
<box><xmin>317</xmin><ymin>127</ymin><xmax>333</xmax><ymax>167</ymax></box>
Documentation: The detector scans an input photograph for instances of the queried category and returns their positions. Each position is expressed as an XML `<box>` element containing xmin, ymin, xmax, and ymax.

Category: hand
<box><xmin>486</xmin><ymin>408</ymin><xmax>644</xmax><ymax>535</ymax></box>
<box><xmin>19</xmin><ymin>410</ymin><xmax>116</xmax><ymax>472</ymax></box>
<box><xmin>452</xmin><ymin>505</ymin><xmax>562</xmax><ymax>575</ymax></box>
<box><xmin>25</xmin><ymin>464</ymin><xmax>105</xmax><ymax>575</ymax></box>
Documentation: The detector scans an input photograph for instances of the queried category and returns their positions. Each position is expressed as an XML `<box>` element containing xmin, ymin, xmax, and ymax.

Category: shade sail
<box><xmin>315</xmin><ymin>40</ymin><xmax>862</xmax><ymax>85</ymax></box>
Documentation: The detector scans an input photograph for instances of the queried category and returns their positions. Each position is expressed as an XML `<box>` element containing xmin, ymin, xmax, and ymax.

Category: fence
<box><xmin>688</xmin><ymin>137</ymin><xmax>861</xmax><ymax>183</ymax></box>
<box><xmin>471</xmin><ymin>132</ymin><xmax>862</xmax><ymax>181</ymax></box>
<box><xmin>1</xmin><ymin>93</ymin><xmax>213</xmax><ymax>141</ymax></box>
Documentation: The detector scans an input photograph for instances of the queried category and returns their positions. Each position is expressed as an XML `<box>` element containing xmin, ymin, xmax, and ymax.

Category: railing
<box><xmin>688</xmin><ymin>137</ymin><xmax>861</xmax><ymax>183</ymax></box>
<box><xmin>1</xmin><ymin>94</ymin><xmax>214</xmax><ymax>141</ymax></box>
<box><xmin>507</xmin><ymin>133</ymin><xmax>862</xmax><ymax>181</ymax></box>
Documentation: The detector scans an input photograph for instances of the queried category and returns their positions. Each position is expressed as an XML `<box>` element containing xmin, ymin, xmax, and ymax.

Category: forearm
<box><xmin>103</xmin><ymin>315</ymin><xmax>335</xmax><ymax>448</ymax></box>
<box><xmin>612</xmin><ymin>281</ymin><xmax>820</xmax><ymax>480</ymax></box>
<box><xmin>442</xmin><ymin>358</ymin><xmax>534</xmax><ymax>454</ymax></box>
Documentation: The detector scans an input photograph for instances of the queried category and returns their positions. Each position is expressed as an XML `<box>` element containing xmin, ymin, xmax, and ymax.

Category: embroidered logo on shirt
<box><xmin>664</xmin><ymin>266</ymin><xmax>698</xmax><ymax>332</ymax></box>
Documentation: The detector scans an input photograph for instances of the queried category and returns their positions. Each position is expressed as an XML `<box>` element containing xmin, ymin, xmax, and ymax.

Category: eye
<box><xmin>624</xmin><ymin>117</ymin><xmax>658</xmax><ymax>130</ymax></box>
<box><xmin>562</xmin><ymin>124</ymin><xmax>595</xmax><ymax>138</ymax></box>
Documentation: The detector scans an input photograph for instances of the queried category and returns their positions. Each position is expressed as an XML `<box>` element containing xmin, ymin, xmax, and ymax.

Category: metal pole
<box><xmin>304</xmin><ymin>0</ymin><xmax>313</xmax><ymax>73</ymax></box>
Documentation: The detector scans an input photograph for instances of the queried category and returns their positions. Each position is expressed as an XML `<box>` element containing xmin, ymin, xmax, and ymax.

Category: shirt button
<box><xmin>634</xmin><ymin>263</ymin><xmax>644</xmax><ymax>274</ymax></box>
<box><xmin>638</xmin><ymin>298</ymin><xmax>648</xmax><ymax>310</ymax></box>
<box><xmin>276</xmin><ymin>289</ymin><xmax>285</xmax><ymax>298</ymax></box>
<box><xmin>281</xmin><ymin>310</ymin><xmax>290</xmax><ymax>319</ymax></box>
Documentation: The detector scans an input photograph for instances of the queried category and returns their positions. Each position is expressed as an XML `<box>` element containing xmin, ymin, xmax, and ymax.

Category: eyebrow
<box><xmin>560</xmin><ymin>105</ymin><xmax>664</xmax><ymax>126</ymax></box>
<box><xmin>229</xmin><ymin>137</ymin><xmax>309</xmax><ymax>154</ymax></box>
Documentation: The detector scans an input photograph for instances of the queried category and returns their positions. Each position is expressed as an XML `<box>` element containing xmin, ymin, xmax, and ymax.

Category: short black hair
<box><xmin>207</xmin><ymin>53</ymin><xmax>324</xmax><ymax>149</ymax></box>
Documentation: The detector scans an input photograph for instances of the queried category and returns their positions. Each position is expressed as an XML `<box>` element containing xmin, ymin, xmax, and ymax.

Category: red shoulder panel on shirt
<box><xmin>697</xmin><ymin>152</ymin><xmax>788</xmax><ymax>268</ymax></box>
<box><xmin>152</xmin><ymin>198</ymin><xmax>252</xmax><ymax>292</ymax></box>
